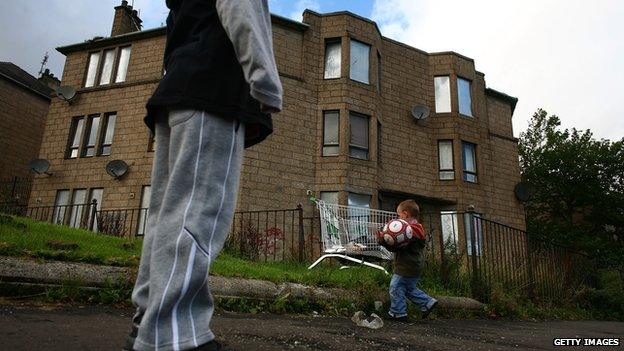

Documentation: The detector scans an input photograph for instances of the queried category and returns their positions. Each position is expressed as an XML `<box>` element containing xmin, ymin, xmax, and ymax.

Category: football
<box><xmin>381</xmin><ymin>219</ymin><xmax>413</xmax><ymax>247</ymax></box>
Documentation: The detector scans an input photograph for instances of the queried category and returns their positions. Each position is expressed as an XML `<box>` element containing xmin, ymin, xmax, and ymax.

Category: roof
<box><xmin>0</xmin><ymin>62</ymin><xmax>52</xmax><ymax>100</ymax></box>
<box><xmin>486</xmin><ymin>88</ymin><xmax>518</xmax><ymax>114</ymax></box>
<box><xmin>57</xmin><ymin>14</ymin><xmax>308</xmax><ymax>55</ymax></box>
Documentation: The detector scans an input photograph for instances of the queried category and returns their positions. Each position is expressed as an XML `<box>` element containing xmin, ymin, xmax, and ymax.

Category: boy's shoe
<box><xmin>386</xmin><ymin>312</ymin><xmax>410</xmax><ymax>323</ymax></box>
<box><xmin>421</xmin><ymin>298</ymin><xmax>438</xmax><ymax>319</ymax></box>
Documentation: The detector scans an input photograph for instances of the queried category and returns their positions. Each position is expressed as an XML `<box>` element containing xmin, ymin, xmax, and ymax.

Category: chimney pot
<box><xmin>111</xmin><ymin>0</ymin><xmax>142</xmax><ymax>36</ymax></box>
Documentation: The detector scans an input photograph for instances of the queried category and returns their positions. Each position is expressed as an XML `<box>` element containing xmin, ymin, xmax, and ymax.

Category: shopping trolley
<box><xmin>308</xmin><ymin>197</ymin><xmax>397</xmax><ymax>274</ymax></box>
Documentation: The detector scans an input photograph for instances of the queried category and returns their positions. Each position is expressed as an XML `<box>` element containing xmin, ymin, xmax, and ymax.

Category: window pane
<box><xmin>462</xmin><ymin>142</ymin><xmax>476</xmax><ymax>173</ymax></box>
<box><xmin>324</xmin><ymin>41</ymin><xmax>341</xmax><ymax>79</ymax></box>
<box><xmin>323</xmin><ymin>146</ymin><xmax>339</xmax><ymax>156</ymax></box>
<box><xmin>323</xmin><ymin>111</ymin><xmax>339</xmax><ymax>145</ymax></box>
<box><xmin>320</xmin><ymin>191</ymin><xmax>338</xmax><ymax>204</ymax></box>
<box><xmin>115</xmin><ymin>46</ymin><xmax>131</xmax><ymax>83</ymax></box>
<box><xmin>350</xmin><ymin>40</ymin><xmax>370</xmax><ymax>84</ymax></box>
<box><xmin>100</xmin><ymin>114</ymin><xmax>116</xmax><ymax>155</ymax></box>
<box><xmin>349</xmin><ymin>148</ymin><xmax>368</xmax><ymax>159</ymax></box>
<box><xmin>84</xmin><ymin>115</ymin><xmax>100</xmax><ymax>157</ymax></box>
<box><xmin>69</xmin><ymin>118</ymin><xmax>84</xmax><ymax>158</ymax></box>
<box><xmin>53</xmin><ymin>190</ymin><xmax>70</xmax><ymax>224</ymax></box>
<box><xmin>464</xmin><ymin>213</ymin><xmax>483</xmax><ymax>256</ymax></box>
<box><xmin>439</xmin><ymin>171</ymin><xmax>455</xmax><ymax>180</ymax></box>
<box><xmin>138</xmin><ymin>185</ymin><xmax>151</xmax><ymax>236</ymax></box>
<box><xmin>71</xmin><ymin>119</ymin><xmax>84</xmax><ymax>148</ymax></box>
<box><xmin>349</xmin><ymin>113</ymin><xmax>368</xmax><ymax>148</ymax></box>
<box><xmin>348</xmin><ymin>193</ymin><xmax>370</xmax><ymax>208</ymax></box>
<box><xmin>69</xmin><ymin>189</ymin><xmax>87</xmax><ymax>228</ymax></box>
<box><xmin>441</xmin><ymin>211</ymin><xmax>458</xmax><ymax>248</ymax></box>
<box><xmin>434</xmin><ymin>76</ymin><xmax>451</xmax><ymax>113</ymax></box>
<box><xmin>99</xmin><ymin>49</ymin><xmax>116</xmax><ymax>85</ymax></box>
<box><xmin>85</xmin><ymin>52</ymin><xmax>100</xmax><ymax>87</ymax></box>
<box><xmin>347</xmin><ymin>193</ymin><xmax>371</xmax><ymax>240</ymax></box>
<box><xmin>462</xmin><ymin>141</ymin><xmax>477</xmax><ymax>182</ymax></box>
<box><xmin>458</xmin><ymin>77</ymin><xmax>473</xmax><ymax>116</ymax></box>
<box><xmin>438</xmin><ymin>140</ymin><xmax>453</xmax><ymax>170</ymax></box>
<box><xmin>464</xmin><ymin>173</ymin><xmax>477</xmax><ymax>182</ymax></box>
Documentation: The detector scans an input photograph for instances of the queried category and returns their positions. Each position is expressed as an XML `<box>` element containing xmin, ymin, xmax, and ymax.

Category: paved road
<box><xmin>0</xmin><ymin>303</ymin><xmax>622</xmax><ymax>350</ymax></box>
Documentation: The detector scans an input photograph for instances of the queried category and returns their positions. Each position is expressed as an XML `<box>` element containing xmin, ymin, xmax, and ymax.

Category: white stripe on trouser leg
<box><xmin>188</xmin><ymin>270</ymin><xmax>209</xmax><ymax>347</ymax></box>
<box><xmin>207</xmin><ymin>121</ymin><xmax>238</xmax><ymax>262</ymax></box>
<box><xmin>154</xmin><ymin>112</ymin><xmax>206</xmax><ymax>350</ymax></box>
<box><xmin>188</xmin><ymin>120</ymin><xmax>238</xmax><ymax>347</ymax></box>
<box><xmin>171</xmin><ymin>242</ymin><xmax>197</xmax><ymax>350</ymax></box>
<box><xmin>154</xmin><ymin>232</ymin><xmax>184</xmax><ymax>349</ymax></box>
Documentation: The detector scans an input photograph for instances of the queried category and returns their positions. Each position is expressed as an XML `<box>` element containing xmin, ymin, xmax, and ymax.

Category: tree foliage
<box><xmin>518</xmin><ymin>109</ymin><xmax>624</xmax><ymax>268</ymax></box>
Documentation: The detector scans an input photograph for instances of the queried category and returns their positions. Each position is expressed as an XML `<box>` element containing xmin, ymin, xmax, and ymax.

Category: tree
<box><xmin>518</xmin><ymin>109</ymin><xmax>624</xmax><ymax>268</ymax></box>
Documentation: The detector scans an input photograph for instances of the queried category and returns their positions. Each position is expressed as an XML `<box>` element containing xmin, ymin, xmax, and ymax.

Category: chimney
<box><xmin>38</xmin><ymin>69</ymin><xmax>61</xmax><ymax>91</ymax></box>
<box><xmin>111</xmin><ymin>0</ymin><xmax>142</xmax><ymax>37</ymax></box>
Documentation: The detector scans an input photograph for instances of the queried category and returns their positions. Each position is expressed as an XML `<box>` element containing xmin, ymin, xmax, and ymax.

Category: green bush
<box><xmin>572</xmin><ymin>269</ymin><xmax>624</xmax><ymax>320</ymax></box>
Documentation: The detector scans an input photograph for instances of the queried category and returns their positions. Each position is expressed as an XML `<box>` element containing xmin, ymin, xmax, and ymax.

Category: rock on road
<box><xmin>0</xmin><ymin>303</ymin><xmax>622</xmax><ymax>350</ymax></box>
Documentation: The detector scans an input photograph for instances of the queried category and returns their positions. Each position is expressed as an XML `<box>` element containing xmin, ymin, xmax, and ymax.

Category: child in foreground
<box><xmin>378</xmin><ymin>199</ymin><xmax>438</xmax><ymax>320</ymax></box>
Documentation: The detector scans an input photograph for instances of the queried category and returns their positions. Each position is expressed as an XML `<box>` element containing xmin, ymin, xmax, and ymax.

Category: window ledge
<box><xmin>79</xmin><ymin>78</ymin><xmax>162</xmax><ymax>93</ymax></box>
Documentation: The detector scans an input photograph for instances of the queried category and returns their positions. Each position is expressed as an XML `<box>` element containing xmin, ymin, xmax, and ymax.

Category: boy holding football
<box><xmin>378</xmin><ymin>199</ymin><xmax>438</xmax><ymax>320</ymax></box>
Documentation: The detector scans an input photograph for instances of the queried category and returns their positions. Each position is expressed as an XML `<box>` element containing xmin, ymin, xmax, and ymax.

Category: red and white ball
<box><xmin>381</xmin><ymin>219</ymin><xmax>413</xmax><ymax>247</ymax></box>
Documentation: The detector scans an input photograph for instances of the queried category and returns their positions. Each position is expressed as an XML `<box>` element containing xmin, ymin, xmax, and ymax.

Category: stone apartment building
<box><xmin>29</xmin><ymin>2</ymin><xmax>525</xmax><ymax>248</ymax></box>
<box><xmin>0</xmin><ymin>62</ymin><xmax>58</xmax><ymax>204</ymax></box>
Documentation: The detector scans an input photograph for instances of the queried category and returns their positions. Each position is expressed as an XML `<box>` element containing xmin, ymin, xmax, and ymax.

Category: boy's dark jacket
<box><xmin>145</xmin><ymin>0</ymin><xmax>272</xmax><ymax>148</ymax></box>
<box><xmin>378</xmin><ymin>220</ymin><xmax>426</xmax><ymax>277</ymax></box>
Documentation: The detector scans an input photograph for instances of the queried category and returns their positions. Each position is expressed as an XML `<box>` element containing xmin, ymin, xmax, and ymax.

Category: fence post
<box><xmin>89</xmin><ymin>199</ymin><xmax>98</xmax><ymax>232</ymax></box>
<box><xmin>297</xmin><ymin>204</ymin><xmax>304</xmax><ymax>262</ymax></box>
<box><xmin>525</xmin><ymin>233</ymin><xmax>535</xmax><ymax>299</ymax></box>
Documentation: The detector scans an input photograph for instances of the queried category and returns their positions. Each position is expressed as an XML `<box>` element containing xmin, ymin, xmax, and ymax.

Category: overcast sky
<box><xmin>1</xmin><ymin>0</ymin><xmax>622</xmax><ymax>141</ymax></box>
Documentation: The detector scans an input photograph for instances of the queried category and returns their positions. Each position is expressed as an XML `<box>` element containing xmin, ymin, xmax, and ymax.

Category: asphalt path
<box><xmin>0</xmin><ymin>303</ymin><xmax>622</xmax><ymax>350</ymax></box>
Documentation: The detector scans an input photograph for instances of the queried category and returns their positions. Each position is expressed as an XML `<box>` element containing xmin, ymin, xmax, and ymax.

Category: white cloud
<box><xmin>371</xmin><ymin>0</ymin><xmax>624</xmax><ymax>141</ymax></box>
<box><xmin>288</xmin><ymin>0</ymin><xmax>321</xmax><ymax>21</ymax></box>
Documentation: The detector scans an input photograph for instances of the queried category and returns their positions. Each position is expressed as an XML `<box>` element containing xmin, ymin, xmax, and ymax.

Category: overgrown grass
<box><xmin>212</xmin><ymin>253</ymin><xmax>388</xmax><ymax>291</ymax></box>
<box><xmin>0</xmin><ymin>215</ymin><xmax>141</xmax><ymax>266</ymax></box>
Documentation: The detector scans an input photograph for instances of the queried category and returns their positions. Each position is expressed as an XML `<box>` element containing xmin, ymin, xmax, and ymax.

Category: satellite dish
<box><xmin>105</xmin><ymin>160</ymin><xmax>129</xmax><ymax>179</ymax></box>
<box><xmin>55</xmin><ymin>86</ymin><xmax>76</xmax><ymax>104</ymax></box>
<box><xmin>411</xmin><ymin>106</ymin><xmax>430</xmax><ymax>121</ymax></box>
<box><xmin>514</xmin><ymin>182</ymin><xmax>535</xmax><ymax>202</ymax></box>
<box><xmin>29</xmin><ymin>159</ymin><xmax>52</xmax><ymax>176</ymax></box>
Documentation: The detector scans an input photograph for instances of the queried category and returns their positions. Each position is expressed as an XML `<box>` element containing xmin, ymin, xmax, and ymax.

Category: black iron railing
<box><xmin>0</xmin><ymin>200</ymin><xmax>596</xmax><ymax>301</ymax></box>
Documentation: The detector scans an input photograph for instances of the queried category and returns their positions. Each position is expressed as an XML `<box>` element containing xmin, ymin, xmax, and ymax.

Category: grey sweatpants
<box><xmin>131</xmin><ymin>109</ymin><xmax>245</xmax><ymax>351</ymax></box>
